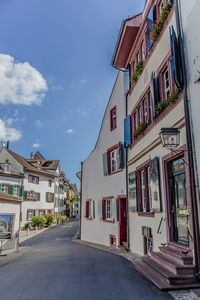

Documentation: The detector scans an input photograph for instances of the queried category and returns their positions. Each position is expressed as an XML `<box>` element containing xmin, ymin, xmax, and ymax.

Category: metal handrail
<box><xmin>157</xmin><ymin>217</ymin><xmax>165</xmax><ymax>234</ymax></box>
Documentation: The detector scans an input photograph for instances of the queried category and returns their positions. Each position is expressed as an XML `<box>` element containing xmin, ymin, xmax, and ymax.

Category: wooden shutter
<box><xmin>52</xmin><ymin>193</ymin><xmax>54</xmax><ymax>202</ymax></box>
<box><xmin>102</xmin><ymin>200</ymin><xmax>106</xmax><ymax>220</ymax></box>
<box><xmin>98</xmin><ymin>199</ymin><xmax>103</xmax><ymax>220</ymax></box>
<box><xmin>170</xmin><ymin>26</ymin><xmax>182</xmax><ymax>89</ymax></box>
<box><xmin>37</xmin><ymin>193</ymin><xmax>40</xmax><ymax>201</ymax></box>
<box><xmin>118</xmin><ymin>142</ymin><xmax>125</xmax><ymax>169</ymax></box>
<box><xmin>86</xmin><ymin>201</ymin><xmax>89</xmax><ymax>218</ymax></box>
<box><xmin>23</xmin><ymin>190</ymin><xmax>27</xmax><ymax>201</ymax></box>
<box><xmin>124</xmin><ymin>115</ymin><xmax>132</xmax><ymax>148</ymax></box>
<box><xmin>147</xmin><ymin>6</ymin><xmax>155</xmax><ymax>52</ymax></box>
<box><xmin>128</xmin><ymin>171</ymin><xmax>137</xmax><ymax>212</ymax></box>
<box><xmin>9</xmin><ymin>185</ymin><xmax>14</xmax><ymax>195</ymax></box>
<box><xmin>93</xmin><ymin>200</ymin><xmax>95</xmax><ymax>219</ymax></box>
<box><xmin>0</xmin><ymin>184</ymin><xmax>2</xmax><ymax>191</ymax></box>
<box><xmin>19</xmin><ymin>186</ymin><xmax>24</xmax><ymax>197</ymax></box>
<box><xmin>46</xmin><ymin>192</ymin><xmax>48</xmax><ymax>202</ymax></box>
<box><xmin>102</xmin><ymin>152</ymin><xmax>108</xmax><ymax>176</ymax></box>
<box><xmin>149</xmin><ymin>157</ymin><xmax>161</xmax><ymax>212</ymax></box>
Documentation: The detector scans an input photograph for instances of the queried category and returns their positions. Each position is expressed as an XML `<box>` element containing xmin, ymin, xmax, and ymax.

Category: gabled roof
<box><xmin>0</xmin><ymin>165</ymin><xmax>24</xmax><ymax>178</ymax></box>
<box><xmin>112</xmin><ymin>13</ymin><xmax>142</xmax><ymax>69</ymax></box>
<box><xmin>6</xmin><ymin>149</ymin><xmax>55</xmax><ymax>178</ymax></box>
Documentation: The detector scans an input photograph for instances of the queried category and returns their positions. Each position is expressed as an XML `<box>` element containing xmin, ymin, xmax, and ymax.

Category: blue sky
<box><xmin>0</xmin><ymin>0</ymin><xmax>144</xmax><ymax>186</ymax></box>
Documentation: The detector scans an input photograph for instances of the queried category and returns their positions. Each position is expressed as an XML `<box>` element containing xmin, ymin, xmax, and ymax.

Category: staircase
<box><xmin>134</xmin><ymin>242</ymin><xmax>200</xmax><ymax>290</ymax></box>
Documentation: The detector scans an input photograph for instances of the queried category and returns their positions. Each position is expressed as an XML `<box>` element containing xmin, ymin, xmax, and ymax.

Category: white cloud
<box><xmin>14</xmin><ymin>109</ymin><xmax>19</xmax><ymax>117</ymax></box>
<box><xmin>76</xmin><ymin>108</ymin><xmax>87</xmax><ymax>116</ymax></box>
<box><xmin>32</xmin><ymin>143</ymin><xmax>40</xmax><ymax>148</ymax></box>
<box><xmin>5</xmin><ymin>117</ymin><xmax>25</xmax><ymax>126</ymax></box>
<box><xmin>0</xmin><ymin>119</ymin><xmax>22</xmax><ymax>141</ymax></box>
<box><xmin>0</xmin><ymin>53</ymin><xmax>48</xmax><ymax>105</ymax></box>
<box><xmin>52</xmin><ymin>85</ymin><xmax>64</xmax><ymax>92</ymax></box>
<box><xmin>71</xmin><ymin>78</ymin><xmax>87</xmax><ymax>87</ymax></box>
<box><xmin>66</xmin><ymin>129</ymin><xmax>74</xmax><ymax>134</ymax></box>
<box><xmin>34</xmin><ymin>120</ymin><xmax>43</xmax><ymax>127</ymax></box>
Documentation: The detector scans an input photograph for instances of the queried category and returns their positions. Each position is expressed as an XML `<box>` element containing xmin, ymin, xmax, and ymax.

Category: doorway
<box><xmin>118</xmin><ymin>198</ymin><xmax>127</xmax><ymax>246</ymax></box>
<box><xmin>168</xmin><ymin>157</ymin><xmax>189</xmax><ymax>246</ymax></box>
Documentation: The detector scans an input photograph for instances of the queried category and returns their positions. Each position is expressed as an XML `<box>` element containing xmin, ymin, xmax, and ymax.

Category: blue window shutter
<box><xmin>169</xmin><ymin>26</ymin><xmax>182</xmax><ymax>89</ymax></box>
<box><xmin>102</xmin><ymin>152</ymin><xmax>108</xmax><ymax>176</ymax></box>
<box><xmin>147</xmin><ymin>6</ymin><xmax>155</xmax><ymax>52</ymax></box>
<box><xmin>124</xmin><ymin>115</ymin><xmax>132</xmax><ymax>148</ymax></box>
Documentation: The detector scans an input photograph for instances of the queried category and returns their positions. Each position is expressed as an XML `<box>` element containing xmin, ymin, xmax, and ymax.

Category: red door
<box><xmin>119</xmin><ymin>198</ymin><xmax>127</xmax><ymax>245</ymax></box>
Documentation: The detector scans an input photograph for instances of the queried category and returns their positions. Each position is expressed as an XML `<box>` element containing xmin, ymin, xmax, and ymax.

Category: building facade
<box><xmin>81</xmin><ymin>71</ymin><xmax>128</xmax><ymax>248</ymax></box>
<box><xmin>113</xmin><ymin>0</ymin><xmax>199</xmax><ymax>289</ymax></box>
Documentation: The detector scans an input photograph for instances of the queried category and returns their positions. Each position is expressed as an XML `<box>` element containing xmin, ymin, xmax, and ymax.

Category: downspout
<box><xmin>175</xmin><ymin>0</ymin><xmax>200</xmax><ymax>276</ymax></box>
<box><xmin>80</xmin><ymin>162</ymin><xmax>83</xmax><ymax>239</ymax></box>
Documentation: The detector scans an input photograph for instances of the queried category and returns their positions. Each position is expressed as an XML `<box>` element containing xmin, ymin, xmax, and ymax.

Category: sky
<box><xmin>0</xmin><ymin>0</ymin><xmax>144</xmax><ymax>187</ymax></box>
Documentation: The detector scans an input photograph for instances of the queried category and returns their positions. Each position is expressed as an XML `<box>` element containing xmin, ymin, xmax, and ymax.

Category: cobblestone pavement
<box><xmin>75</xmin><ymin>237</ymin><xmax>199</xmax><ymax>300</ymax></box>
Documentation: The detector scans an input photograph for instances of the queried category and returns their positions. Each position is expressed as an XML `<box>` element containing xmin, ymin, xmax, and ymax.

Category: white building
<box><xmin>0</xmin><ymin>159</ymin><xmax>24</xmax><ymax>251</ymax></box>
<box><xmin>0</xmin><ymin>147</ymin><xmax>56</xmax><ymax>228</ymax></box>
<box><xmin>81</xmin><ymin>71</ymin><xmax>128</xmax><ymax>248</ymax></box>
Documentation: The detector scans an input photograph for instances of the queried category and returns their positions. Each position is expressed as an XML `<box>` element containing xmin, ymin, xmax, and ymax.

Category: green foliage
<box><xmin>130</xmin><ymin>61</ymin><xmax>144</xmax><ymax>83</ymax></box>
<box><xmin>155</xmin><ymin>88</ymin><xmax>180</xmax><ymax>117</ymax></box>
<box><xmin>150</xmin><ymin>2</ymin><xmax>172</xmax><ymax>43</ymax></box>
<box><xmin>56</xmin><ymin>215</ymin><xmax>67</xmax><ymax>223</ymax></box>
<box><xmin>31</xmin><ymin>216</ymin><xmax>46</xmax><ymax>228</ymax></box>
<box><xmin>24</xmin><ymin>223</ymin><xmax>30</xmax><ymax>229</ymax></box>
<box><xmin>70</xmin><ymin>194</ymin><xmax>76</xmax><ymax>204</ymax></box>
<box><xmin>133</xmin><ymin>122</ymin><xmax>148</xmax><ymax>140</ymax></box>
<box><xmin>44</xmin><ymin>214</ymin><xmax>54</xmax><ymax>225</ymax></box>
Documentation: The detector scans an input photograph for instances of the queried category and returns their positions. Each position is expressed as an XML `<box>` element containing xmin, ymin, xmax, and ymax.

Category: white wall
<box><xmin>81</xmin><ymin>71</ymin><xmax>127</xmax><ymax>247</ymax></box>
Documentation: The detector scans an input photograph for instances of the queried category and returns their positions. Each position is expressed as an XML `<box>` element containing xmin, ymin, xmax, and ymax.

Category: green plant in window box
<box><xmin>150</xmin><ymin>2</ymin><xmax>172</xmax><ymax>43</ymax></box>
<box><xmin>155</xmin><ymin>88</ymin><xmax>180</xmax><ymax>117</ymax></box>
<box><xmin>130</xmin><ymin>61</ymin><xmax>144</xmax><ymax>83</ymax></box>
<box><xmin>133</xmin><ymin>122</ymin><xmax>148</xmax><ymax>140</ymax></box>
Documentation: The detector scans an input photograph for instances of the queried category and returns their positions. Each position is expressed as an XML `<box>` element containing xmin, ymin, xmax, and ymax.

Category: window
<box><xmin>38</xmin><ymin>210</ymin><xmax>45</xmax><ymax>217</ymax></box>
<box><xmin>14</xmin><ymin>185</ymin><xmax>20</xmax><ymax>196</ymax></box>
<box><xmin>48</xmin><ymin>179</ymin><xmax>52</xmax><ymax>187</ymax></box>
<box><xmin>134</xmin><ymin>112</ymin><xmax>137</xmax><ymax>130</ymax></box>
<box><xmin>106</xmin><ymin>199</ymin><xmax>111</xmax><ymax>219</ymax></box>
<box><xmin>143</xmin><ymin>98</ymin><xmax>148</xmax><ymax>123</ymax></box>
<box><xmin>2</xmin><ymin>184</ymin><xmax>9</xmax><ymax>193</ymax></box>
<box><xmin>27</xmin><ymin>191</ymin><xmax>38</xmax><ymax>201</ymax></box>
<box><xmin>47</xmin><ymin>192</ymin><xmax>54</xmax><ymax>202</ymax></box>
<box><xmin>27</xmin><ymin>210</ymin><xmax>35</xmax><ymax>221</ymax></box>
<box><xmin>163</xmin><ymin>67</ymin><xmax>170</xmax><ymax>98</ymax></box>
<box><xmin>144</xmin><ymin>236</ymin><xmax>153</xmax><ymax>255</ymax></box>
<box><xmin>136</xmin><ymin>51</ymin><xmax>140</xmax><ymax>63</ymax></box>
<box><xmin>158</xmin><ymin>1</ymin><xmax>164</xmax><ymax>17</ymax></box>
<box><xmin>138</xmin><ymin>106</ymin><xmax>142</xmax><ymax>125</ymax></box>
<box><xmin>110</xmin><ymin>106</ymin><xmax>117</xmax><ymax>130</ymax></box>
<box><xmin>28</xmin><ymin>175</ymin><xmax>39</xmax><ymax>184</ymax></box>
<box><xmin>4</xmin><ymin>164</ymin><xmax>10</xmax><ymax>173</ymax></box>
<box><xmin>86</xmin><ymin>200</ymin><xmax>91</xmax><ymax>218</ymax></box>
<box><xmin>138</xmin><ymin>164</ymin><xmax>152</xmax><ymax>212</ymax></box>
<box><xmin>110</xmin><ymin>148</ymin><xmax>120</xmax><ymax>174</ymax></box>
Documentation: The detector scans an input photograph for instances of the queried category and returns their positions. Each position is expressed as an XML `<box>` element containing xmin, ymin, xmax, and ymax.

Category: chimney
<box><xmin>6</xmin><ymin>141</ymin><xmax>10</xmax><ymax>149</ymax></box>
<box><xmin>1</xmin><ymin>142</ymin><xmax>5</xmax><ymax>151</ymax></box>
<box><xmin>30</xmin><ymin>152</ymin><xmax>34</xmax><ymax>159</ymax></box>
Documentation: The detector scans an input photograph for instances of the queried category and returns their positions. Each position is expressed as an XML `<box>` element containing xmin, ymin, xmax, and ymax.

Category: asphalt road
<box><xmin>0</xmin><ymin>220</ymin><xmax>172</xmax><ymax>300</ymax></box>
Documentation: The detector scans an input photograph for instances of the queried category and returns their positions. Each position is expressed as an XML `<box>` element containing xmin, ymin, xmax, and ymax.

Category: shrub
<box><xmin>150</xmin><ymin>2</ymin><xmax>172</xmax><ymax>43</ymax></box>
<box><xmin>44</xmin><ymin>214</ymin><xmax>54</xmax><ymax>225</ymax></box>
<box><xmin>56</xmin><ymin>216</ymin><xmax>67</xmax><ymax>223</ymax></box>
<box><xmin>31</xmin><ymin>216</ymin><xmax>46</xmax><ymax>228</ymax></box>
<box><xmin>133</xmin><ymin>122</ymin><xmax>148</xmax><ymax>140</ymax></box>
<box><xmin>130</xmin><ymin>61</ymin><xmax>144</xmax><ymax>83</ymax></box>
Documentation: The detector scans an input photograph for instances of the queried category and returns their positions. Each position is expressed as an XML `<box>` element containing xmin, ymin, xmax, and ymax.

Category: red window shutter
<box><xmin>103</xmin><ymin>200</ymin><xmax>106</xmax><ymax>220</ymax></box>
<box><xmin>86</xmin><ymin>201</ymin><xmax>89</xmax><ymax>218</ymax></box>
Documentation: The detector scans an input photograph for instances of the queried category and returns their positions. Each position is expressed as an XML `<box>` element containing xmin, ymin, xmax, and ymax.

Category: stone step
<box><xmin>159</xmin><ymin>246</ymin><xmax>193</xmax><ymax>265</ymax></box>
<box><xmin>143</xmin><ymin>256</ymin><xmax>195</xmax><ymax>285</ymax></box>
<box><xmin>133</xmin><ymin>260</ymin><xmax>200</xmax><ymax>291</ymax></box>
<box><xmin>151</xmin><ymin>251</ymin><xmax>195</xmax><ymax>275</ymax></box>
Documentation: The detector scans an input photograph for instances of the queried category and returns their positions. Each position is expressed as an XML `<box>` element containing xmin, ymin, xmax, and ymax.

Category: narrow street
<box><xmin>0</xmin><ymin>220</ymin><xmax>172</xmax><ymax>300</ymax></box>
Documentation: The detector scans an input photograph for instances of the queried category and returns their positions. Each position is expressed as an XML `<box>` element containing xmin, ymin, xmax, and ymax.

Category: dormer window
<box><xmin>4</xmin><ymin>163</ymin><xmax>10</xmax><ymax>173</ymax></box>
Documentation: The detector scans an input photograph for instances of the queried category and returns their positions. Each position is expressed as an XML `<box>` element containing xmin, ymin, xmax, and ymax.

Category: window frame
<box><xmin>136</xmin><ymin>160</ymin><xmax>153</xmax><ymax>215</ymax></box>
<box><xmin>27</xmin><ymin>209</ymin><xmax>35</xmax><ymax>221</ymax></box>
<box><xmin>14</xmin><ymin>185</ymin><xmax>20</xmax><ymax>196</ymax></box>
<box><xmin>2</xmin><ymin>184</ymin><xmax>9</xmax><ymax>193</ymax></box>
<box><xmin>27</xmin><ymin>191</ymin><xmax>38</xmax><ymax>201</ymax></box>
<box><xmin>28</xmin><ymin>174</ymin><xmax>39</xmax><ymax>184</ymax></box>
<box><xmin>110</xmin><ymin>106</ymin><xmax>117</xmax><ymax>131</ymax></box>
<box><xmin>107</xmin><ymin>144</ymin><xmax>122</xmax><ymax>176</ymax></box>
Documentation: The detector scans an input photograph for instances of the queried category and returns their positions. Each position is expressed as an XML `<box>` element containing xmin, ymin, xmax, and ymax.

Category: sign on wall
<box><xmin>0</xmin><ymin>215</ymin><xmax>14</xmax><ymax>239</ymax></box>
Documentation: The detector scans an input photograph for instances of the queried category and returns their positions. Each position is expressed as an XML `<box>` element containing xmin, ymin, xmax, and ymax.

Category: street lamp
<box><xmin>159</xmin><ymin>128</ymin><xmax>180</xmax><ymax>151</ymax></box>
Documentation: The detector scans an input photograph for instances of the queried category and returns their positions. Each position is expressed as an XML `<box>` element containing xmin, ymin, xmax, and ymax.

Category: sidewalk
<box><xmin>19</xmin><ymin>224</ymin><xmax>57</xmax><ymax>244</ymax></box>
<box><xmin>74</xmin><ymin>237</ymin><xmax>197</xmax><ymax>300</ymax></box>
